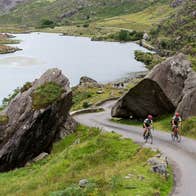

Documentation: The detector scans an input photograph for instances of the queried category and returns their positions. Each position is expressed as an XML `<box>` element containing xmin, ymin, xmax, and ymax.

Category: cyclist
<box><xmin>171</xmin><ymin>112</ymin><xmax>182</xmax><ymax>134</ymax></box>
<box><xmin>143</xmin><ymin>115</ymin><xmax>153</xmax><ymax>138</ymax></box>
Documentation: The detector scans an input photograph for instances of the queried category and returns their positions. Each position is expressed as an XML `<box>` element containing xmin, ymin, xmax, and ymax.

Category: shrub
<box><xmin>1</xmin><ymin>88</ymin><xmax>20</xmax><ymax>109</ymax></box>
<box><xmin>135</xmin><ymin>50</ymin><xmax>164</xmax><ymax>69</ymax></box>
<box><xmin>118</xmin><ymin>30</ymin><xmax>131</xmax><ymax>41</ymax></box>
<box><xmin>182</xmin><ymin>117</ymin><xmax>196</xmax><ymax>137</ymax></box>
<box><xmin>83</xmin><ymin>23</ymin><xmax>89</xmax><ymax>28</ymax></box>
<box><xmin>20</xmin><ymin>82</ymin><xmax>32</xmax><ymax>93</ymax></box>
<box><xmin>40</xmin><ymin>19</ymin><xmax>55</xmax><ymax>28</ymax></box>
<box><xmin>31</xmin><ymin>82</ymin><xmax>63</xmax><ymax>109</ymax></box>
<box><xmin>83</xmin><ymin>101</ymin><xmax>91</xmax><ymax>108</ymax></box>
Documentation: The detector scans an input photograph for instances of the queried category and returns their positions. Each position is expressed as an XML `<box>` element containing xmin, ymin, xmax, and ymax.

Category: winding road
<box><xmin>75</xmin><ymin>101</ymin><xmax>196</xmax><ymax>196</ymax></box>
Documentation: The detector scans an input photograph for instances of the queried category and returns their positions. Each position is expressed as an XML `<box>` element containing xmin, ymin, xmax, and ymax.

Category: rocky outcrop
<box><xmin>112</xmin><ymin>53</ymin><xmax>196</xmax><ymax>119</ymax></box>
<box><xmin>176</xmin><ymin>71</ymin><xmax>196</xmax><ymax>119</ymax></box>
<box><xmin>0</xmin><ymin>68</ymin><xmax>76</xmax><ymax>172</ymax></box>
<box><xmin>148</xmin><ymin>154</ymin><xmax>168</xmax><ymax>177</ymax></box>
<box><xmin>79</xmin><ymin>76</ymin><xmax>101</xmax><ymax>88</ymax></box>
<box><xmin>55</xmin><ymin>115</ymin><xmax>77</xmax><ymax>140</ymax></box>
<box><xmin>170</xmin><ymin>0</ymin><xmax>185</xmax><ymax>7</ymax></box>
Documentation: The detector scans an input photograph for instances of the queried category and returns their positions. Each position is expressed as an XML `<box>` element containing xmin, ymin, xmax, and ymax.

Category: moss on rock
<box><xmin>31</xmin><ymin>82</ymin><xmax>64</xmax><ymax>109</ymax></box>
<box><xmin>0</xmin><ymin>115</ymin><xmax>9</xmax><ymax>125</ymax></box>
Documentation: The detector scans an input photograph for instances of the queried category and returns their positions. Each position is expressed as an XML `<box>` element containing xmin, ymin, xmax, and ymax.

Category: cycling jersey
<box><xmin>172</xmin><ymin>116</ymin><xmax>182</xmax><ymax>126</ymax></box>
<box><xmin>144</xmin><ymin>118</ymin><xmax>153</xmax><ymax>127</ymax></box>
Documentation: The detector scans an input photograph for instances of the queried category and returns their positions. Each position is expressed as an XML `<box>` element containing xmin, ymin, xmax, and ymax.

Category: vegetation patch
<box><xmin>31</xmin><ymin>82</ymin><xmax>63</xmax><ymax>109</ymax></box>
<box><xmin>0</xmin><ymin>88</ymin><xmax>20</xmax><ymax>111</ymax></box>
<box><xmin>135</xmin><ymin>50</ymin><xmax>165</xmax><ymax>69</ymax></box>
<box><xmin>20</xmin><ymin>82</ymin><xmax>32</xmax><ymax>93</ymax></box>
<box><xmin>182</xmin><ymin>117</ymin><xmax>196</xmax><ymax>138</ymax></box>
<box><xmin>0</xmin><ymin>125</ymin><xmax>173</xmax><ymax>195</ymax></box>
<box><xmin>0</xmin><ymin>115</ymin><xmax>9</xmax><ymax>125</ymax></box>
<box><xmin>150</xmin><ymin>0</ymin><xmax>196</xmax><ymax>63</ymax></box>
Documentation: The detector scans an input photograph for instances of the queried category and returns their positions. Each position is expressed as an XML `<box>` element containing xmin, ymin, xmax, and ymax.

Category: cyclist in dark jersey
<box><xmin>143</xmin><ymin>115</ymin><xmax>153</xmax><ymax>138</ymax></box>
<box><xmin>172</xmin><ymin>112</ymin><xmax>182</xmax><ymax>132</ymax></box>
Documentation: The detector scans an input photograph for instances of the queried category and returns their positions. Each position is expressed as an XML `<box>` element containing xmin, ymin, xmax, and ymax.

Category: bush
<box><xmin>1</xmin><ymin>88</ymin><xmax>20</xmax><ymax>109</ymax></box>
<box><xmin>40</xmin><ymin>19</ymin><xmax>55</xmax><ymax>28</ymax></box>
<box><xmin>83</xmin><ymin>23</ymin><xmax>89</xmax><ymax>28</ymax></box>
<box><xmin>116</xmin><ymin>30</ymin><xmax>143</xmax><ymax>42</ymax></box>
<box><xmin>20</xmin><ymin>82</ymin><xmax>32</xmax><ymax>93</ymax></box>
<box><xmin>31</xmin><ymin>82</ymin><xmax>63</xmax><ymax>109</ymax></box>
<box><xmin>135</xmin><ymin>50</ymin><xmax>164</xmax><ymax>69</ymax></box>
<box><xmin>83</xmin><ymin>101</ymin><xmax>91</xmax><ymax>108</ymax></box>
<box><xmin>182</xmin><ymin>117</ymin><xmax>196</xmax><ymax>138</ymax></box>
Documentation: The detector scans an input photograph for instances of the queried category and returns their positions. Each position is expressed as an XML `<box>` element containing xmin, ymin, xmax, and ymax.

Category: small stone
<box><xmin>96</xmin><ymin>90</ymin><xmax>104</xmax><ymax>94</ymax></box>
<box><xmin>79</xmin><ymin>179</ymin><xmax>88</xmax><ymax>187</ymax></box>
<box><xmin>33</xmin><ymin>152</ymin><xmax>49</xmax><ymax>162</ymax></box>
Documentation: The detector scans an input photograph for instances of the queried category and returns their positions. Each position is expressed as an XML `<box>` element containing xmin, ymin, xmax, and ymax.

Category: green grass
<box><xmin>150</xmin><ymin>0</ymin><xmax>196</xmax><ymax>61</ymax></box>
<box><xmin>72</xmin><ymin>84</ymin><xmax>123</xmax><ymax>111</ymax></box>
<box><xmin>97</xmin><ymin>4</ymin><xmax>172</xmax><ymax>32</ymax></box>
<box><xmin>0</xmin><ymin>125</ymin><xmax>173</xmax><ymax>195</ymax></box>
<box><xmin>135</xmin><ymin>50</ymin><xmax>165</xmax><ymax>69</ymax></box>
<box><xmin>0</xmin><ymin>0</ymin><xmax>169</xmax><ymax>27</ymax></box>
<box><xmin>72</xmin><ymin>79</ymin><xmax>141</xmax><ymax>111</ymax></box>
<box><xmin>31</xmin><ymin>82</ymin><xmax>64</xmax><ymax>109</ymax></box>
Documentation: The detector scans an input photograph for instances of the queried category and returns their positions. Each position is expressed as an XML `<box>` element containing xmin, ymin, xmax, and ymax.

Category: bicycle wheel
<box><xmin>149</xmin><ymin>133</ymin><xmax>153</xmax><ymax>144</ymax></box>
<box><xmin>177</xmin><ymin>133</ymin><xmax>181</xmax><ymax>143</ymax></box>
<box><xmin>171</xmin><ymin>132</ymin><xmax>175</xmax><ymax>141</ymax></box>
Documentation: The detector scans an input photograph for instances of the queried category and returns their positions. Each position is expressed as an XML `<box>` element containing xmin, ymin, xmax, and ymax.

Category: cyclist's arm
<box><xmin>143</xmin><ymin>123</ymin><xmax>147</xmax><ymax>128</ymax></box>
<box><xmin>172</xmin><ymin>119</ymin><xmax>175</xmax><ymax>126</ymax></box>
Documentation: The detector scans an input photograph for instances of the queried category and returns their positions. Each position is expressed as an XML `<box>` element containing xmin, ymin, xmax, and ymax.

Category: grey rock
<box><xmin>148</xmin><ymin>155</ymin><xmax>168</xmax><ymax>176</ymax></box>
<box><xmin>0</xmin><ymin>68</ymin><xmax>76</xmax><ymax>172</ymax></box>
<box><xmin>170</xmin><ymin>0</ymin><xmax>185</xmax><ymax>7</ymax></box>
<box><xmin>79</xmin><ymin>179</ymin><xmax>89</xmax><ymax>187</ymax></box>
<box><xmin>112</xmin><ymin>53</ymin><xmax>195</xmax><ymax>119</ymax></box>
<box><xmin>176</xmin><ymin>71</ymin><xmax>196</xmax><ymax>119</ymax></box>
<box><xmin>55</xmin><ymin>115</ymin><xmax>77</xmax><ymax>140</ymax></box>
<box><xmin>112</xmin><ymin>78</ymin><xmax>175</xmax><ymax>119</ymax></box>
<box><xmin>32</xmin><ymin>152</ymin><xmax>49</xmax><ymax>162</ymax></box>
<box><xmin>79</xmin><ymin>76</ymin><xmax>101</xmax><ymax>87</ymax></box>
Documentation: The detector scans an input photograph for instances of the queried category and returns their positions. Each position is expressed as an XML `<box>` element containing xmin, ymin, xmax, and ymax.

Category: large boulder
<box><xmin>112</xmin><ymin>53</ymin><xmax>195</xmax><ymax>119</ymax></box>
<box><xmin>79</xmin><ymin>76</ymin><xmax>101</xmax><ymax>88</ymax></box>
<box><xmin>0</xmin><ymin>68</ymin><xmax>76</xmax><ymax>172</ymax></box>
<box><xmin>176</xmin><ymin>71</ymin><xmax>196</xmax><ymax>119</ymax></box>
<box><xmin>111</xmin><ymin>79</ymin><xmax>175</xmax><ymax>119</ymax></box>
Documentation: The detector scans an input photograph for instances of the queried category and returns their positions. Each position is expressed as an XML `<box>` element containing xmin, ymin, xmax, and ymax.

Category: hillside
<box><xmin>0</xmin><ymin>0</ymin><xmax>170</xmax><ymax>26</ymax></box>
<box><xmin>0</xmin><ymin>0</ymin><xmax>31</xmax><ymax>13</ymax></box>
<box><xmin>0</xmin><ymin>125</ymin><xmax>173</xmax><ymax>195</ymax></box>
<box><xmin>150</xmin><ymin>0</ymin><xmax>196</xmax><ymax>69</ymax></box>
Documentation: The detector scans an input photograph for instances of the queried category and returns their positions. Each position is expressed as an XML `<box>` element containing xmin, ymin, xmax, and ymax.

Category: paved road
<box><xmin>74</xmin><ymin>101</ymin><xmax>196</xmax><ymax>196</ymax></box>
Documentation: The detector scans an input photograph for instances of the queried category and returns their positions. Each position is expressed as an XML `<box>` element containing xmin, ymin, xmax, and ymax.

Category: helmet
<box><xmin>148</xmin><ymin>115</ymin><xmax>153</xmax><ymax>120</ymax></box>
<box><xmin>175</xmin><ymin>112</ymin><xmax>180</xmax><ymax>117</ymax></box>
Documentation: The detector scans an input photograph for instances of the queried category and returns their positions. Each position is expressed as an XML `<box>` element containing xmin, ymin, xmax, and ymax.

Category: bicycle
<box><xmin>171</xmin><ymin>125</ymin><xmax>181</xmax><ymax>142</ymax></box>
<box><xmin>144</xmin><ymin>127</ymin><xmax>153</xmax><ymax>144</ymax></box>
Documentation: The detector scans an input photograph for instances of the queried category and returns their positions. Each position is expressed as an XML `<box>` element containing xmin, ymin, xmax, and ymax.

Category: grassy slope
<box><xmin>97</xmin><ymin>4</ymin><xmax>173</xmax><ymax>32</ymax></box>
<box><xmin>150</xmin><ymin>0</ymin><xmax>196</xmax><ymax>70</ymax></box>
<box><xmin>0</xmin><ymin>0</ymin><xmax>169</xmax><ymax>26</ymax></box>
<box><xmin>72</xmin><ymin>80</ymin><xmax>141</xmax><ymax>111</ymax></box>
<box><xmin>0</xmin><ymin>125</ymin><xmax>173</xmax><ymax>195</ymax></box>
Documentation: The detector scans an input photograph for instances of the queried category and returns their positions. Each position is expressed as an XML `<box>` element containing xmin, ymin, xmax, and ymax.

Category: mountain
<box><xmin>150</xmin><ymin>0</ymin><xmax>196</xmax><ymax>69</ymax></box>
<box><xmin>0</xmin><ymin>0</ymin><xmax>169</xmax><ymax>26</ymax></box>
<box><xmin>0</xmin><ymin>0</ymin><xmax>31</xmax><ymax>13</ymax></box>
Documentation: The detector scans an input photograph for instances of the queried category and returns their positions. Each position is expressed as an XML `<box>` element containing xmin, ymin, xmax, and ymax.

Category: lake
<box><xmin>0</xmin><ymin>32</ymin><xmax>149</xmax><ymax>103</ymax></box>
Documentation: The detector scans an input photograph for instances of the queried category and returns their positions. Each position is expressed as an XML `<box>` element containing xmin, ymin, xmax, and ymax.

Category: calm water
<box><xmin>0</xmin><ymin>32</ymin><xmax>149</xmax><ymax>103</ymax></box>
